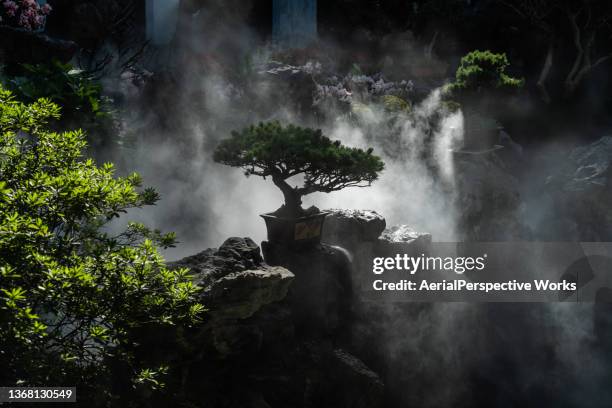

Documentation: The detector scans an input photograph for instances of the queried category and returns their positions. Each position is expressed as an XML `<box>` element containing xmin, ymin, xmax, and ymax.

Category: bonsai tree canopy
<box><xmin>448</xmin><ymin>50</ymin><xmax>524</xmax><ymax>106</ymax></box>
<box><xmin>214</xmin><ymin>121</ymin><xmax>385</xmax><ymax>217</ymax></box>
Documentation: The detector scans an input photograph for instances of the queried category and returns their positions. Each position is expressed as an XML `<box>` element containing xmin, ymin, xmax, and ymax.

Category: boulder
<box><xmin>206</xmin><ymin>268</ymin><xmax>294</xmax><ymax>322</ymax></box>
<box><xmin>543</xmin><ymin>136</ymin><xmax>612</xmax><ymax>240</ymax></box>
<box><xmin>262</xmin><ymin>242</ymin><xmax>353</xmax><ymax>339</ymax></box>
<box><xmin>171</xmin><ymin>237</ymin><xmax>294</xmax><ymax>357</ymax></box>
<box><xmin>323</xmin><ymin>209</ymin><xmax>386</xmax><ymax>244</ymax></box>
<box><xmin>564</xmin><ymin>136</ymin><xmax>612</xmax><ymax>194</ymax></box>
<box><xmin>379</xmin><ymin>225</ymin><xmax>431</xmax><ymax>247</ymax></box>
<box><xmin>454</xmin><ymin>151</ymin><xmax>530</xmax><ymax>241</ymax></box>
<box><xmin>172</xmin><ymin>237</ymin><xmax>269</xmax><ymax>287</ymax></box>
<box><xmin>168</xmin><ymin>237</ymin><xmax>384</xmax><ymax>407</ymax></box>
<box><xmin>323</xmin><ymin>209</ymin><xmax>432</xmax><ymax>293</ymax></box>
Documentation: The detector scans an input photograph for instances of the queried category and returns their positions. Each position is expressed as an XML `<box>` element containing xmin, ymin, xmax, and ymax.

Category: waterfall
<box><xmin>273</xmin><ymin>0</ymin><xmax>318</xmax><ymax>48</ymax></box>
<box><xmin>145</xmin><ymin>0</ymin><xmax>181</xmax><ymax>46</ymax></box>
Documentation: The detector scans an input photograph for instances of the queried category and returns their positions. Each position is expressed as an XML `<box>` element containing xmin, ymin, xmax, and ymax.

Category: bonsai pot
<box><xmin>261</xmin><ymin>211</ymin><xmax>330</xmax><ymax>247</ymax></box>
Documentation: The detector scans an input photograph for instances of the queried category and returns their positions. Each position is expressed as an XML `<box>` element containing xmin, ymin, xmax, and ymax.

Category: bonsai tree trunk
<box><xmin>272</xmin><ymin>175</ymin><xmax>303</xmax><ymax>216</ymax></box>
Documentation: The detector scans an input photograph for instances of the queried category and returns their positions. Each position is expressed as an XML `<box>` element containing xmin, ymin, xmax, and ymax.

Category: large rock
<box><xmin>322</xmin><ymin>209</ymin><xmax>432</xmax><ymax>293</ymax></box>
<box><xmin>166</xmin><ymin>237</ymin><xmax>384</xmax><ymax>408</ymax></box>
<box><xmin>543</xmin><ymin>136</ymin><xmax>612</xmax><ymax>240</ymax></box>
<box><xmin>171</xmin><ymin>237</ymin><xmax>294</xmax><ymax>357</ymax></box>
<box><xmin>564</xmin><ymin>136</ymin><xmax>612</xmax><ymax>194</ymax></box>
<box><xmin>262</xmin><ymin>242</ymin><xmax>353</xmax><ymax>339</ymax></box>
<box><xmin>323</xmin><ymin>209</ymin><xmax>386</xmax><ymax>244</ymax></box>
<box><xmin>454</xmin><ymin>151</ymin><xmax>530</xmax><ymax>240</ymax></box>
<box><xmin>379</xmin><ymin>225</ymin><xmax>432</xmax><ymax>248</ymax></box>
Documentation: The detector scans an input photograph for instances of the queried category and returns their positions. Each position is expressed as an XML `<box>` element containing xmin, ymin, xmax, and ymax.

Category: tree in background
<box><xmin>448</xmin><ymin>50</ymin><xmax>524</xmax><ymax>149</ymax></box>
<box><xmin>1</xmin><ymin>60</ymin><xmax>122</xmax><ymax>160</ymax></box>
<box><xmin>449</xmin><ymin>50</ymin><xmax>524</xmax><ymax>98</ymax></box>
<box><xmin>0</xmin><ymin>85</ymin><xmax>204</xmax><ymax>404</ymax></box>
<box><xmin>499</xmin><ymin>0</ymin><xmax>612</xmax><ymax>102</ymax></box>
<box><xmin>214</xmin><ymin>121</ymin><xmax>384</xmax><ymax>217</ymax></box>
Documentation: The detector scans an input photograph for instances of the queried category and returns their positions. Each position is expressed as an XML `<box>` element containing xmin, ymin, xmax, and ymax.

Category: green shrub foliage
<box><xmin>0</xmin><ymin>85</ymin><xmax>203</xmax><ymax>400</ymax></box>
<box><xmin>450</xmin><ymin>50</ymin><xmax>524</xmax><ymax>99</ymax></box>
<box><xmin>214</xmin><ymin>121</ymin><xmax>384</xmax><ymax>216</ymax></box>
<box><xmin>1</xmin><ymin>61</ymin><xmax>119</xmax><ymax>153</ymax></box>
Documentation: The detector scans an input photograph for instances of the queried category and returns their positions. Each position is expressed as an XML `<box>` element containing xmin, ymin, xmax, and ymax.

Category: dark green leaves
<box><xmin>0</xmin><ymin>85</ymin><xmax>203</xmax><ymax>398</ymax></box>
<box><xmin>449</xmin><ymin>50</ymin><xmax>524</xmax><ymax>96</ymax></box>
<box><xmin>214</xmin><ymin>121</ymin><xmax>385</xmax><ymax>196</ymax></box>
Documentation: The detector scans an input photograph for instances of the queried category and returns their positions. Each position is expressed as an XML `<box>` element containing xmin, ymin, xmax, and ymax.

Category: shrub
<box><xmin>0</xmin><ymin>85</ymin><xmax>203</xmax><ymax>403</ymax></box>
<box><xmin>2</xmin><ymin>60</ymin><xmax>118</xmax><ymax>153</ymax></box>
<box><xmin>449</xmin><ymin>50</ymin><xmax>524</xmax><ymax>99</ymax></box>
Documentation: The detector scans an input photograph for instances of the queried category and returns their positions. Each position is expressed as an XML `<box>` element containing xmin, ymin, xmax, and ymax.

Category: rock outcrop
<box><xmin>261</xmin><ymin>240</ymin><xmax>354</xmax><ymax>339</ymax></box>
<box><xmin>454</xmin><ymin>151</ymin><xmax>530</xmax><ymax>241</ymax></box>
<box><xmin>323</xmin><ymin>209</ymin><xmax>432</xmax><ymax>292</ymax></box>
<box><xmin>161</xmin><ymin>236</ymin><xmax>384</xmax><ymax>408</ymax></box>
<box><xmin>543</xmin><ymin>136</ymin><xmax>612</xmax><ymax>240</ymax></box>
<box><xmin>170</xmin><ymin>237</ymin><xmax>293</xmax><ymax>357</ymax></box>
<box><xmin>324</xmin><ymin>209</ymin><xmax>387</xmax><ymax>245</ymax></box>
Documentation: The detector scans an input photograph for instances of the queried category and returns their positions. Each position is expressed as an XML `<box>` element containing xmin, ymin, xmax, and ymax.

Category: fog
<box><xmin>101</xmin><ymin>6</ymin><xmax>612</xmax><ymax>407</ymax></box>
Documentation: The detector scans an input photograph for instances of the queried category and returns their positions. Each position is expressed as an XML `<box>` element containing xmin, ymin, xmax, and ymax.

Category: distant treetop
<box><xmin>450</xmin><ymin>50</ymin><xmax>524</xmax><ymax>97</ymax></box>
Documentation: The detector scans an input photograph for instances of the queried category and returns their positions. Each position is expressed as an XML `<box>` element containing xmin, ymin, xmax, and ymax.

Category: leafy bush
<box><xmin>0</xmin><ymin>85</ymin><xmax>203</xmax><ymax>402</ymax></box>
<box><xmin>449</xmin><ymin>50</ymin><xmax>524</xmax><ymax>99</ymax></box>
<box><xmin>214</xmin><ymin>121</ymin><xmax>384</xmax><ymax>217</ymax></box>
<box><xmin>382</xmin><ymin>95</ymin><xmax>412</xmax><ymax>114</ymax></box>
<box><xmin>1</xmin><ymin>61</ymin><xmax>117</xmax><ymax>153</ymax></box>
<box><xmin>5</xmin><ymin>60</ymin><xmax>108</xmax><ymax>120</ymax></box>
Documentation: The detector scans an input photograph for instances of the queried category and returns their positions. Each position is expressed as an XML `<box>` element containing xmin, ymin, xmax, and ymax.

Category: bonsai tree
<box><xmin>449</xmin><ymin>50</ymin><xmax>523</xmax><ymax>105</ymax></box>
<box><xmin>214</xmin><ymin>121</ymin><xmax>384</xmax><ymax>217</ymax></box>
<box><xmin>446</xmin><ymin>50</ymin><xmax>524</xmax><ymax>149</ymax></box>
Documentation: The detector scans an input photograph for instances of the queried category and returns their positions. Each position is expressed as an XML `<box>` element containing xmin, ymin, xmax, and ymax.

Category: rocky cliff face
<box><xmin>159</xmin><ymin>236</ymin><xmax>384</xmax><ymax>408</ymax></box>
<box><xmin>321</xmin><ymin>210</ymin><xmax>438</xmax><ymax>407</ymax></box>
<box><xmin>547</xmin><ymin>136</ymin><xmax>612</xmax><ymax>240</ymax></box>
<box><xmin>454</xmin><ymin>151</ymin><xmax>530</xmax><ymax>241</ymax></box>
<box><xmin>323</xmin><ymin>209</ymin><xmax>431</xmax><ymax>293</ymax></box>
<box><xmin>517</xmin><ymin>135</ymin><xmax>612</xmax><ymax>241</ymax></box>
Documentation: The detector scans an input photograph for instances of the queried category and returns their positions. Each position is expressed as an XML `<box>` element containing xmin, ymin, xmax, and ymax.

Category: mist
<box><xmin>101</xmin><ymin>7</ymin><xmax>612</xmax><ymax>407</ymax></box>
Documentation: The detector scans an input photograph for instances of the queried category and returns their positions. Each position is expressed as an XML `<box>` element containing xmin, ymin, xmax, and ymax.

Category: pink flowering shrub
<box><xmin>0</xmin><ymin>0</ymin><xmax>52</xmax><ymax>31</ymax></box>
